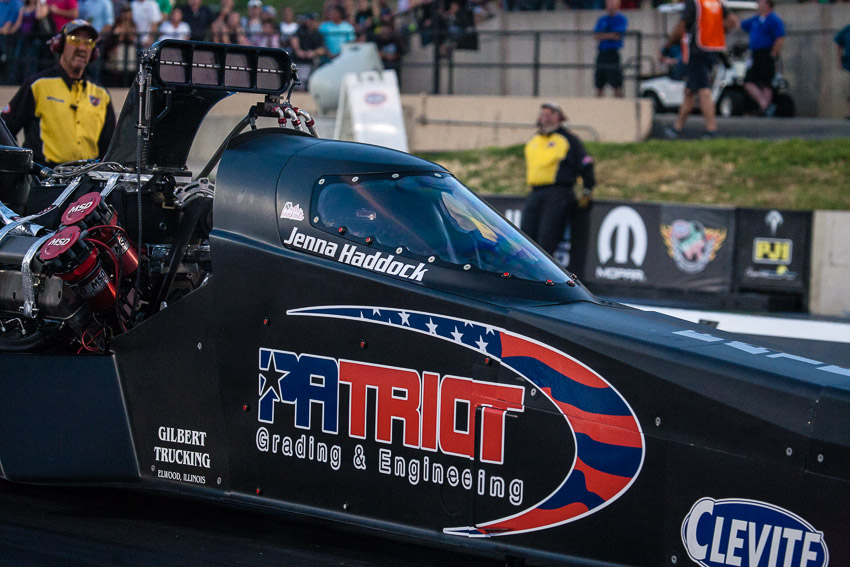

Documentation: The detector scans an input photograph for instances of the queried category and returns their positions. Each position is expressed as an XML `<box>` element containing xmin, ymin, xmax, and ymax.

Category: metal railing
<box><xmin>402</xmin><ymin>29</ymin><xmax>645</xmax><ymax>96</ymax></box>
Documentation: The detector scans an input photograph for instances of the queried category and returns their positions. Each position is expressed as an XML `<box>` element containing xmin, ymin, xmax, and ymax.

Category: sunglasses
<box><xmin>66</xmin><ymin>35</ymin><xmax>96</xmax><ymax>48</ymax></box>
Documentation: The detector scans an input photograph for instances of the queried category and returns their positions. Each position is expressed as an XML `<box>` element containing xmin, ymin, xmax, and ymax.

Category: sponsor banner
<box><xmin>682</xmin><ymin>497</ymin><xmax>828</xmax><ymax>567</ymax></box>
<box><xmin>658</xmin><ymin>205</ymin><xmax>735</xmax><ymax>292</ymax></box>
<box><xmin>734</xmin><ymin>209</ymin><xmax>811</xmax><ymax>292</ymax></box>
<box><xmin>585</xmin><ymin>201</ymin><xmax>660</xmax><ymax>287</ymax></box>
<box><xmin>584</xmin><ymin>202</ymin><xmax>734</xmax><ymax>292</ymax></box>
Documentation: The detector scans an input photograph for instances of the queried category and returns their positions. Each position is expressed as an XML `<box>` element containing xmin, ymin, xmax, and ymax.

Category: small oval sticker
<box><xmin>681</xmin><ymin>497</ymin><xmax>828</xmax><ymax>567</ymax></box>
<box><xmin>364</xmin><ymin>92</ymin><xmax>386</xmax><ymax>105</ymax></box>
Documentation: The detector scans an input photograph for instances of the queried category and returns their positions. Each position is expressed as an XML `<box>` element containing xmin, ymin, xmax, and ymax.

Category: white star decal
<box><xmin>451</xmin><ymin>326</ymin><xmax>465</xmax><ymax>343</ymax></box>
<box><xmin>398</xmin><ymin>310</ymin><xmax>411</xmax><ymax>326</ymax></box>
<box><xmin>475</xmin><ymin>336</ymin><xmax>489</xmax><ymax>352</ymax></box>
<box><xmin>484</xmin><ymin>325</ymin><xmax>496</xmax><ymax>335</ymax></box>
<box><xmin>372</xmin><ymin>308</ymin><xmax>382</xmax><ymax>316</ymax></box>
<box><xmin>426</xmin><ymin>318</ymin><xmax>439</xmax><ymax>334</ymax></box>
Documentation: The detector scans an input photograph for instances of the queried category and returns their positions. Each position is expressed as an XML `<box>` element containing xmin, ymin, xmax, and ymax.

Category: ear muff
<box><xmin>48</xmin><ymin>32</ymin><xmax>63</xmax><ymax>54</ymax></box>
<box><xmin>47</xmin><ymin>32</ymin><xmax>101</xmax><ymax>62</ymax></box>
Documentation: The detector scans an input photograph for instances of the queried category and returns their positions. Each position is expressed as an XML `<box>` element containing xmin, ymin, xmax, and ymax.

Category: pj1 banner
<box><xmin>734</xmin><ymin>208</ymin><xmax>811</xmax><ymax>292</ymax></box>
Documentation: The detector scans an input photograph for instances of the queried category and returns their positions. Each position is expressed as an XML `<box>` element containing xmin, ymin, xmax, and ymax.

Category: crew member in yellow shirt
<box><xmin>521</xmin><ymin>102</ymin><xmax>595</xmax><ymax>256</ymax></box>
<box><xmin>1</xmin><ymin>19</ymin><xmax>115</xmax><ymax>167</ymax></box>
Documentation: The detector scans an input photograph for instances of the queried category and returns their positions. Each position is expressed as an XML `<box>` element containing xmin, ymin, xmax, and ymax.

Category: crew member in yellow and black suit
<box><xmin>1</xmin><ymin>19</ymin><xmax>115</xmax><ymax>167</ymax></box>
<box><xmin>521</xmin><ymin>101</ymin><xmax>595</xmax><ymax>256</ymax></box>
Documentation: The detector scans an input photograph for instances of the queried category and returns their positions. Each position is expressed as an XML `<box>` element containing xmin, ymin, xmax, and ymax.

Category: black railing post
<box><xmin>532</xmin><ymin>31</ymin><xmax>541</xmax><ymax>97</ymax></box>
<box><xmin>448</xmin><ymin>47</ymin><xmax>455</xmax><ymax>94</ymax></box>
<box><xmin>634</xmin><ymin>30</ymin><xmax>642</xmax><ymax>97</ymax></box>
<box><xmin>432</xmin><ymin>33</ymin><xmax>441</xmax><ymax>94</ymax></box>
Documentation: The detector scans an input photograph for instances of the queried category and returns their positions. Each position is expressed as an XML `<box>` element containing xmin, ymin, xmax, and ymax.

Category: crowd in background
<box><xmin>0</xmin><ymin>0</ymin><xmax>847</xmax><ymax>88</ymax></box>
<box><xmin>0</xmin><ymin>0</ymin><xmax>498</xmax><ymax>87</ymax></box>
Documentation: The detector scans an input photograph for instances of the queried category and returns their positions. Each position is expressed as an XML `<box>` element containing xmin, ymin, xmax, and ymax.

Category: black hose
<box><xmin>0</xmin><ymin>330</ymin><xmax>47</xmax><ymax>352</ymax></box>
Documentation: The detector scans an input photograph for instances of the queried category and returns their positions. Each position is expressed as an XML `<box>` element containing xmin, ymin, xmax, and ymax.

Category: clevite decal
<box><xmin>681</xmin><ymin>497</ymin><xmax>828</xmax><ymax>567</ymax></box>
<box><xmin>287</xmin><ymin>305</ymin><xmax>645</xmax><ymax>537</ymax></box>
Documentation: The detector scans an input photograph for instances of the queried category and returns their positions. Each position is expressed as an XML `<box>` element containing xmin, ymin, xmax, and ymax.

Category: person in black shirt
<box><xmin>177</xmin><ymin>0</ymin><xmax>215</xmax><ymax>41</ymax></box>
<box><xmin>289</xmin><ymin>13</ymin><xmax>325</xmax><ymax>88</ymax></box>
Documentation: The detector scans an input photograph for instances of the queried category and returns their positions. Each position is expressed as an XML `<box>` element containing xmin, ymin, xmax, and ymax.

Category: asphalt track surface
<box><xmin>650</xmin><ymin>114</ymin><xmax>850</xmax><ymax>140</ymax></box>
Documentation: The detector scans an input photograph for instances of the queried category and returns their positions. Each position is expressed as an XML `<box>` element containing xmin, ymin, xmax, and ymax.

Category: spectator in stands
<box><xmin>8</xmin><ymin>0</ymin><xmax>51</xmax><ymax>84</ymax></box>
<box><xmin>741</xmin><ymin>0</ymin><xmax>785</xmax><ymax>116</ymax></box>
<box><xmin>279</xmin><ymin>5</ymin><xmax>298</xmax><ymax>48</ymax></box>
<box><xmin>412</xmin><ymin>0</ymin><xmax>438</xmax><ymax>45</ymax></box>
<box><xmin>370</xmin><ymin>10</ymin><xmax>404</xmax><ymax>78</ymax></box>
<box><xmin>437</xmin><ymin>0</ymin><xmax>474</xmax><ymax>56</ymax></box>
<box><xmin>102</xmin><ymin>4</ymin><xmax>136</xmax><ymax>85</ymax></box>
<box><xmin>0</xmin><ymin>0</ymin><xmax>22</xmax><ymax>83</ymax></box>
<box><xmin>46</xmin><ymin>0</ymin><xmax>78</xmax><ymax>35</ymax></box>
<box><xmin>290</xmin><ymin>12</ymin><xmax>324</xmax><ymax>86</ymax></box>
<box><xmin>212</xmin><ymin>10</ymin><xmax>247</xmax><ymax>43</ymax></box>
<box><xmin>593</xmin><ymin>0</ymin><xmax>626</xmax><ymax>97</ymax></box>
<box><xmin>319</xmin><ymin>4</ymin><xmax>354</xmax><ymax>58</ymax></box>
<box><xmin>252</xmin><ymin>17</ymin><xmax>279</xmax><ymax>47</ymax></box>
<box><xmin>836</xmin><ymin>21</ymin><xmax>850</xmax><ymax>119</ymax></box>
<box><xmin>242</xmin><ymin>0</ymin><xmax>263</xmax><ymax>42</ymax></box>
<box><xmin>79</xmin><ymin>0</ymin><xmax>113</xmax><ymax>34</ymax></box>
<box><xmin>177</xmin><ymin>0</ymin><xmax>214</xmax><ymax>41</ymax></box>
<box><xmin>131</xmin><ymin>0</ymin><xmax>161</xmax><ymax>45</ymax></box>
<box><xmin>353</xmin><ymin>0</ymin><xmax>374</xmax><ymax>37</ymax></box>
<box><xmin>159</xmin><ymin>4</ymin><xmax>189</xmax><ymax>39</ymax></box>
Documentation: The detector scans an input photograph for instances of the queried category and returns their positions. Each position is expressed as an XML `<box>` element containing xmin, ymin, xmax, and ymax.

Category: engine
<box><xmin>0</xmin><ymin>166</ymin><xmax>213</xmax><ymax>353</ymax></box>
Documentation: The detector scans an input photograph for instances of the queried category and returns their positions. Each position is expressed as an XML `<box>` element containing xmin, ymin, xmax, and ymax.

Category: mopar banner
<box><xmin>584</xmin><ymin>202</ymin><xmax>659</xmax><ymax>287</ymax></box>
<box><xmin>734</xmin><ymin>208</ymin><xmax>811</xmax><ymax>292</ymax></box>
<box><xmin>584</xmin><ymin>202</ymin><xmax>735</xmax><ymax>292</ymax></box>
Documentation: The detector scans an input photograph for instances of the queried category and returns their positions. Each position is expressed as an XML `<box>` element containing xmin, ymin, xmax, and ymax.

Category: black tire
<box><xmin>642</xmin><ymin>91</ymin><xmax>665</xmax><ymax>114</ymax></box>
<box><xmin>717</xmin><ymin>89</ymin><xmax>745</xmax><ymax>117</ymax></box>
<box><xmin>774</xmin><ymin>92</ymin><xmax>795</xmax><ymax>118</ymax></box>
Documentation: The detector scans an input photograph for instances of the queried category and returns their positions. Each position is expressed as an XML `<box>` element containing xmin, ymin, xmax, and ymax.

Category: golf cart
<box><xmin>639</xmin><ymin>1</ymin><xmax>795</xmax><ymax>118</ymax></box>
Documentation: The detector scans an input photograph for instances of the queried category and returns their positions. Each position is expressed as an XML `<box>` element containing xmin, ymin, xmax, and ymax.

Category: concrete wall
<box><xmin>401</xmin><ymin>4</ymin><xmax>850</xmax><ymax>118</ymax></box>
<box><xmin>405</xmin><ymin>94</ymin><xmax>653</xmax><ymax>150</ymax></box>
<box><xmin>810</xmin><ymin>210</ymin><xmax>850</xmax><ymax>317</ymax></box>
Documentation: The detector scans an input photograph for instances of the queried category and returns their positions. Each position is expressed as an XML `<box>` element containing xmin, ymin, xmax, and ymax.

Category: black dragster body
<box><xmin>0</xmin><ymin>41</ymin><xmax>847</xmax><ymax>567</ymax></box>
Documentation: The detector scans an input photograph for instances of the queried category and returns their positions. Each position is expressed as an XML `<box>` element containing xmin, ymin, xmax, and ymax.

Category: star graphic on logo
<box><xmin>426</xmin><ymin>318</ymin><xmax>439</xmax><ymax>334</ymax></box>
<box><xmin>451</xmin><ymin>326</ymin><xmax>465</xmax><ymax>343</ymax></box>
<box><xmin>372</xmin><ymin>308</ymin><xmax>382</xmax><ymax>316</ymax></box>
<box><xmin>398</xmin><ymin>310</ymin><xmax>411</xmax><ymax>326</ymax></box>
<box><xmin>475</xmin><ymin>336</ymin><xmax>488</xmax><ymax>352</ymax></box>
<box><xmin>484</xmin><ymin>325</ymin><xmax>496</xmax><ymax>335</ymax></box>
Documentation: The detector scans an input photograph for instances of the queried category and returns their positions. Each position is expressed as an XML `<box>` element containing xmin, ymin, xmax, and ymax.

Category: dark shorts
<box><xmin>744</xmin><ymin>49</ymin><xmax>776</xmax><ymax>87</ymax></box>
<box><xmin>595</xmin><ymin>50</ymin><xmax>623</xmax><ymax>89</ymax></box>
<box><xmin>685</xmin><ymin>50</ymin><xmax>716</xmax><ymax>92</ymax></box>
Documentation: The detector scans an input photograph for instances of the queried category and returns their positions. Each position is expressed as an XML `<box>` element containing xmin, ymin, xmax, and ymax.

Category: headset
<box><xmin>48</xmin><ymin>20</ymin><xmax>101</xmax><ymax>62</ymax></box>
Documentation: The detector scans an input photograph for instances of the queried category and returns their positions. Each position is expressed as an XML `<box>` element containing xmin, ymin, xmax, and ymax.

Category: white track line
<box><xmin>625</xmin><ymin>304</ymin><xmax>850</xmax><ymax>344</ymax></box>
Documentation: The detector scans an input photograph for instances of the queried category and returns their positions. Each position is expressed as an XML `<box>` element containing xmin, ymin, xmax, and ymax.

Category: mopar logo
<box><xmin>595</xmin><ymin>206</ymin><xmax>647</xmax><ymax>282</ymax></box>
<box><xmin>682</xmin><ymin>497</ymin><xmax>828</xmax><ymax>567</ymax></box>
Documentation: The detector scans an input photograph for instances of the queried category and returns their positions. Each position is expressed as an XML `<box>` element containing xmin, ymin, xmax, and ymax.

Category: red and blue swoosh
<box><xmin>288</xmin><ymin>305</ymin><xmax>645</xmax><ymax>537</ymax></box>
